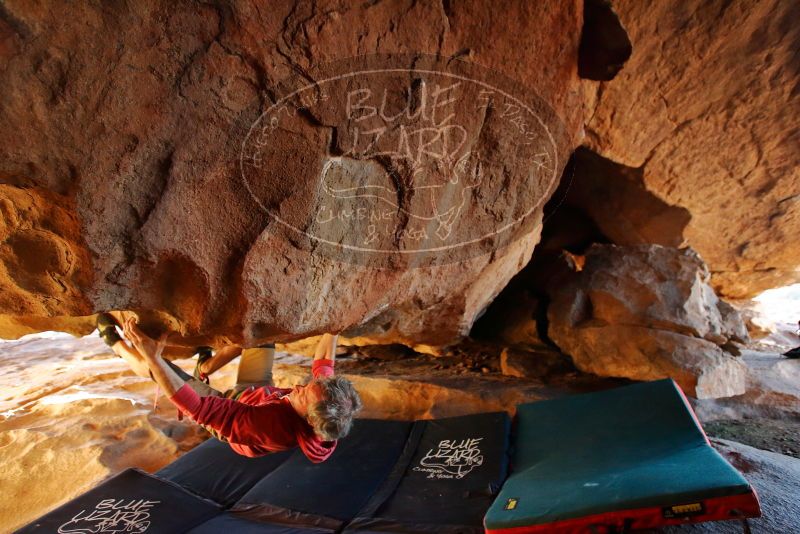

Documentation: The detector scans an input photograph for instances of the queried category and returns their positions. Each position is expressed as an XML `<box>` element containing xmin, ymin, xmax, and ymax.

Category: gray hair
<box><xmin>307</xmin><ymin>376</ymin><xmax>363</xmax><ymax>441</ymax></box>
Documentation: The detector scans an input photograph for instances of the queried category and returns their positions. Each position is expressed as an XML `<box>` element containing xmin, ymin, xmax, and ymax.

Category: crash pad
<box><xmin>347</xmin><ymin>411</ymin><xmax>511</xmax><ymax>533</ymax></box>
<box><xmin>16</xmin><ymin>468</ymin><xmax>221</xmax><ymax>534</ymax></box>
<box><xmin>157</xmin><ymin>436</ymin><xmax>292</xmax><ymax>507</ymax></box>
<box><xmin>230</xmin><ymin>418</ymin><xmax>413</xmax><ymax>530</ymax></box>
<box><xmin>483</xmin><ymin>379</ymin><xmax>761</xmax><ymax>533</ymax></box>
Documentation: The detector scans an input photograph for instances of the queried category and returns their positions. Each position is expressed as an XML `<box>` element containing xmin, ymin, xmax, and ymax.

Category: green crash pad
<box><xmin>484</xmin><ymin>379</ymin><xmax>760</xmax><ymax>533</ymax></box>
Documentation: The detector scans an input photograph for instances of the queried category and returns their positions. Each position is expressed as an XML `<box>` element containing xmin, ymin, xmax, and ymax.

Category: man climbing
<box><xmin>97</xmin><ymin>314</ymin><xmax>362</xmax><ymax>463</ymax></box>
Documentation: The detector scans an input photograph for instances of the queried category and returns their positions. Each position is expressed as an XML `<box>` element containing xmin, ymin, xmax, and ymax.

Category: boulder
<box><xmin>551</xmin><ymin>244</ymin><xmax>749</xmax><ymax>344</ymax></box>
<box><xmin>547</xmin><ymin>244</ymin><xmax>748</xmax><ymax>398</ymax></box>
<box><xmin>0</xmin><ymin>0</ymin><xmax>583</xmax><ymax>343</ymax></box>
<box><xmin>584</xmin><ymin>0</ymin><xmax>800</xmax><ymax>298</ymax></box>
<box><xmin>732</xmin><ymin>301</ymin><xmax>775</xmax><ymax>340</ymax></box>
<box><xmin>2</xmin><ymin>0</ymin><xmax>797</xmax><ymax>347</ymax></box>
<box><xmin>551</xmin><ymin>324</ymin><xmax>746</xmax><ymax>400</ymax></box>
<box><xmin>730</xmin><ymin>293</ymin><xmax>800</xmax><ymax>349</ymax></box>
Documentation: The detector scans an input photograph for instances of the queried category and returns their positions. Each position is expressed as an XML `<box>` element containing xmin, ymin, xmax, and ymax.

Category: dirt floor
<box><xmin>337</xmin><ymin>338</ymin><xmax>632</xmax><ymax>393</ymax></box>
<box><xmin>703</xmin><ymin>418</ymin><xmax>800</xmax><ymax>459</ymax></box>
<box><xmin>339</xmin><ymin>339</ymin><xmax>800</xmax><ymax>460</ymax></box>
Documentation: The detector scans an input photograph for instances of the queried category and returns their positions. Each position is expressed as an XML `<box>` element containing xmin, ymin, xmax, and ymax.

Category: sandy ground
<box><xmin>0</xmin><ymin>333</ymin><xmax>210</xmax><ymax>531</ymax></box>
<box><xmin>1</xmin><ymin>332</ymin><xmax>799</xmax><ymax>532</ymax></box>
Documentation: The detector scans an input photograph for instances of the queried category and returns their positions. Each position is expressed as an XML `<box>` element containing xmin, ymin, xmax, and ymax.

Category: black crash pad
<box><xmin>157</xmin><ymin>436</ymin><xmax>293</xmax><ymax>507</ymax></box>
<box><xmin>230</xmin><ymin>419</ymin><xmax>413</xmax><ymax>530</ymax></box>
<box><xmin>16</xmin><ymin>468</ymin><xmax>221</xmax><ymax>534</ymax></box>
<box><xmin>347</xmin><ymin>411</ymin><xmax>511</xmax><ymax>533</ymax></box>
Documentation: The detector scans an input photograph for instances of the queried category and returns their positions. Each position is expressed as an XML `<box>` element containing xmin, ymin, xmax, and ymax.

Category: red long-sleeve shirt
<box><xmin>169</xmin><ymin>358</ymin><xmax>337</xmax><ymax>463</ymax></box>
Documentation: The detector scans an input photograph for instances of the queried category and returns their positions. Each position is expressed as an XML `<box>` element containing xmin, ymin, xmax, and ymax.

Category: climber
<box><xmin>96</xmin><ymin>314</ymin><xmax>362</xmax><ymax>463</ymax></box>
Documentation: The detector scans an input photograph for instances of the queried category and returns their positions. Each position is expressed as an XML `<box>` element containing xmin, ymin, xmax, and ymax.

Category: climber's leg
<box><xmin>197</xmin><ymin>344</ymin><xmax>244</xmax><ymax>376</ymax></box>
<box><xmin>231</xmin><ymin>344</ymin><xmax>276</xmax><ymax>396</ymax></box>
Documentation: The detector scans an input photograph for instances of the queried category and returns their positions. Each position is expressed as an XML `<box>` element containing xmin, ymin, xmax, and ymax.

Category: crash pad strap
<box><xmin>351</xmin><ymin>420</ymin><xmax>426</xmax><ymax>520</ymax></box>
<box><xmin>189</xmin><ymin>512</ymin><xmax>335</xmax><ymax>533</ymax></box>
<box><xmin>345</xmin><ymin>517</ymin><xmax>484</xmax><ymax>533</ymax></box>
<box><xmin>233</xmin><ymin>503</ymin><xmax>344</xmax><ymax>531</ymax></box>
<box><xmin>484</xmin><ymin>492</ymin><xmax>761</xmax><ymax>533</ymax></box>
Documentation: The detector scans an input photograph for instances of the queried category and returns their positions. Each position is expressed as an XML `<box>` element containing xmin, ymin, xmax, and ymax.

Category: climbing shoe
<box><xmin>193</xmin><ymin>346</ymin><xmax>214</xmax><ymax>383</ymax></box>
<box><xmin>97</xmin><ymin>313</ymin><xmax>122</xmax><ymax>347</ymax></box>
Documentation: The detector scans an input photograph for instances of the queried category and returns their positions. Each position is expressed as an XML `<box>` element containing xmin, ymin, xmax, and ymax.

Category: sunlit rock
<box><xmin>547</xmin><ymin>244</ymin><xmax>749</xmax><ymax>398</ymax></box>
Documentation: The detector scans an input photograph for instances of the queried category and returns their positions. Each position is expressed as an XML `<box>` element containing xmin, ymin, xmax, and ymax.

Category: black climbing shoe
<box><xmin>783</xmin><ymin>347</ymin><xmax>800</xmax><ymax>359</ymax></box>
<box><xmin>193</xmin><ymin>346</ymin><xmax>214</xmax><ymax>383</ymax></box>
<box><xmin>97</xmin><ymin>313</ymin><xmax>122</xmax><ymax>347</ymax></box>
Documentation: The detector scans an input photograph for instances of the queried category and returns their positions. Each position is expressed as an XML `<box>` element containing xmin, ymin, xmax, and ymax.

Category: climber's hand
<box><xmin>123</xmin><ymin>318</ymin><xmax>168</xmax><ymax>364</ymax></box>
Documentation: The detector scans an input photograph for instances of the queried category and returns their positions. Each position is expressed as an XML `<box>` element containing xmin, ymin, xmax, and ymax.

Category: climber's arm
<box><xmin>312</xmin><ymin>333</ymin><xmax>337</xmax><ymax>378</ymax></box>
<box><xmin>122</xmin><ymin>317</ymin><xmax>185</xmax><ymax>396</ymax></box>
<box><xmin>313</xmin><ymin>333</ymin><xmax>338</xmax><ymax>362</ymax></box>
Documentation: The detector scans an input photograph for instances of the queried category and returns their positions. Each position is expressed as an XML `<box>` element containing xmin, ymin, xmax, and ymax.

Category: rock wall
<box><xmin>0</xmin><ymin>0</ymin><xmax>583</xmax><ymax>343</ymax></box>
<box><xmin>584</xmin><ymin>0</ymin><xmax>800</xmax><ymax>298</ymax></box>
<box><xmin>0</xmin><ymin>0</ymin><xmax>797</xmax><ymax>345</ymax></box>
<box><xmin>0</xmin><ymin>186</ymin><xmax>92</xmax><ymax>323</ymax></box>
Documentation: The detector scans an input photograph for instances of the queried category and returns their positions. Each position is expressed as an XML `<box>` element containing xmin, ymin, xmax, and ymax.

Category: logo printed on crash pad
<box><xmin>413</xmin><ymin>437</ymin><xmax>484</xmax><ymax>479</ymax></box>
<box><xmin>662</xmin><ymin>502</ymin><xmax>705</xmax><ymax>519</ymax></box>
<box><xmin>57</xmin><ymin>498</ymin><xmax>161</xmax><ymax>533</ymax></box>
<box><xmin>504</xmin><ymin>498</ymin><xmax>519</xmax><ymax>510</ymax></box>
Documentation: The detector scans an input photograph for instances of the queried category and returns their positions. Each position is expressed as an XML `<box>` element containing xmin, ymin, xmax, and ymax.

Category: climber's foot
<box><xmin>194</xmin><ymin>346</ymin><xmax>214</xmax><ymax>384</ymax></box>
<box><xmin>97</xmin><ymin>313</ymin><xmax>122</xmax><ymax>347</ymax></box>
